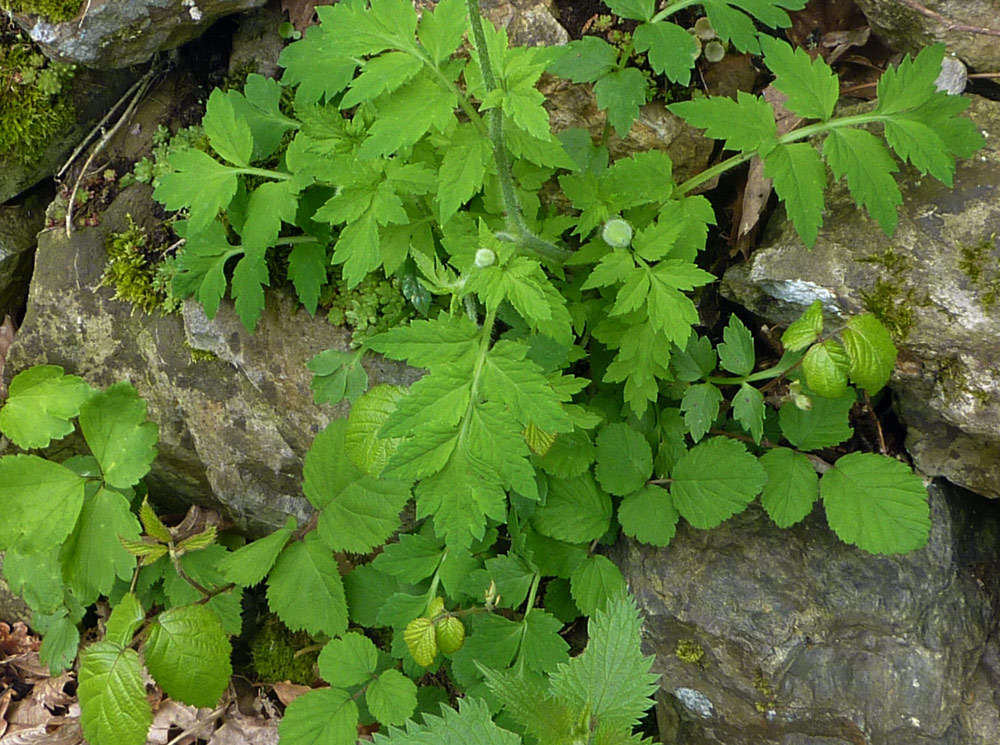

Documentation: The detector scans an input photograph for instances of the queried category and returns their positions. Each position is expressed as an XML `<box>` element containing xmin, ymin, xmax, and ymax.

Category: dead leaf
<box><xmin>147</xmin><ymin>700</ymin><xmax>207</xmax><ymax>745</ymax></box>
<box><xmin>271</xmin><ymin>682</ymin><xmax>312</xmax><ymax>707</ymax></box>
<box><xmin>0</xmin><ymin>624</ymin><xmax>37</xmax><ymax>658</ymax></box>
<box><xmin>0</xmin><ymin>717</ymin><xmax>82</xmax><ymax>745</ymax></box>
<box><xmin>208</xmin><ymin>712</ymin><xmax>280</xmax><ymax>745</ymax></box>
<box><xmin>281</xmin><ymin>0</ymin><xmax>335</xmax><ymax>32</ymax></box>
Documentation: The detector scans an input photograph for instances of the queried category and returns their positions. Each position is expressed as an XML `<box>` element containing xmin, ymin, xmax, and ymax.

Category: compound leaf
<box><xmin>823</xmin><ymin>127</ymin><xmax>901</xmax><ymax>235</ymax></box>
<box><xmin>287</xmin><ymin>241</ymin><xmax>328</xmax><ymax>315</ymax></box>
<box><xmin>145</xmin><ymin>604</ymin><xmax>232</xmax><ymax>708</ymax></box>
<box><xmin>154</xmin><ymin>149</ymin><xmax>239</xmax><ymax>235</ymax></box>
<box><xmin>594</xmin><ymin>67</ymin><xmax>647</xmax><ymax>138</ymax></box>
<box><xmin>170</xmin><ymin>220</ymin><xmax>241</xmax><ymax>319</ymax></box>
<box><xmin>717</xmin><ymin>314</ymin><xmax>754</xmax><ymax>376</ymax></box>
<box><xmin>0</xmin><ymin>365</ymin><xmax>92</xmax><ymax>449</ymax></box>
<box><xmin>78</xmin><ymin>641</ymin><xmax>152</xmax><ymax>745</ymax></box>
<box><xmin>763</xmin><ymin>141</ymin><xmax>827</xmax><ymax>247</ymax></box>
<box><xmin>633</xmin><ymin>21</ymin><xmax>699</xmax><ymax>85</ymax></box>
<box><xmin>733</xmin><ymin>382</ymin><xmax>765</xmax><ymax>444</ymax></box>
<box><xmin>307</xmin><ymin>349</ymin><xmax>369</xmax><ymax>406</ymax></box>
<box><xmin>670</xmin><ymin>91</ymin><xmax>777</xmax><ymax>154</ymax></box>
<box><xmin>759</xmin><ymin>36</ymin><xmax>838</xmax><ymax>121</ymax></box>
<box><xmin>547</xmin><ymin>36</ymin><xmax>618</xmax><ymax>83</ymax></box>
<box><xmin>670</xmin><ymin>437</ymin><xmax>766</xmax><ymax>529</ymax></box>
<box><xmin>106</xmin><ymin>593</ymin><xmax>145</xmax><ymax>648</ymax></box>
<box><xmin>79</xmin><ymin>381</ymin><xmax>158</xmax><ymax>489</ymax></box>
<box><xmin>680</xmin><ymin>383</ymin><xmax>722</xmax><ymax>442</ymax></box>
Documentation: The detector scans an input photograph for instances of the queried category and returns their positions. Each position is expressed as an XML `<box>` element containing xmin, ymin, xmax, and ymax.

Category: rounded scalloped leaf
<box><xmin>618</xmin><ymin>484</ymin><xmax>679</xmax><ymax>547</ymax></box>
<box><xmin>366</xmin><ymin>668</ymin><xmax>418</xmax><ymax>726</ymax></box>
<box><xmin>404</xmin><ymin>617</ymin><xmax>438</xmax><ymax>667</ymax></box>
<box><xmin>594</xmin><ymin>423</ymin><xmax>653</xmax><ymax>496</ymax></box>
<box><xmin>821</xmin><ymin>452</ymin><xmax>930</xmax><ymax>554</ymax></box>
<box><xmin>759</xmin><ymin>448</ymin><xmax>819</xmax><ymax>528</ymax></box>
<box><xmin>435</xmin><ymin>616</ymin><xmax>466</xmax><ymax>654</ymax></box>
<box><xmin>317</xmin><ymin>632</ymin><xmax>378</xmax><ymax>688</ymax></box>
<box><xmin>345</xmin><ymin>384</ymin><xmax>407</xmax><ymax>476</ymax></box>
<box><xmin>802</xmin><ymin>339</ymin><xmax>849</xmax><ymax>398</ymax></box>
<box><xmin>670</xmin><ymin>437</ymin><xmax>766</xmax><ymax>529</ymax></box>
<box><xmin>841</xmin><ymin>314</ymin><xmax>897</xmax><ymax>393</ymax></box>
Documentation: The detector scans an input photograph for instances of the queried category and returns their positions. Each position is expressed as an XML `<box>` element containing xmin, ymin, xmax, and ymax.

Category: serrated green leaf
<box><xmin>359</xmin><ymin>73</ymin><xmax>456</xmax><ymax>159</ymax></box>
<box><xmin>368</xmin><ymin>668</ymin><xmax>418</xmax><ymax>725</ymax></box>
<box><xmin>884</xmin><ymin>117</ymin><xmax>954</xmax><ymax>185</ymax></box>
<box><xmin>436</xmin><ymin>123</ymin><xmax>491</xmax><ymax>224</ymax></box>
<box><xmin>170</xmin><ymin>220</ymin><xmax>241</xmax><ymax>319</ymax></box>
<box><xmin>607</xmin><ymin>0</ymin><xmax>654</xmax><ymax>20</ymax></box>
<box><xmin>521</xmin><ymin>609</ymin><xmax>569</xmax><ymax>674</ymax></box>
<box><xmin>203</xmin><ymin>87</ymin><xmax>253</xmax><ymax>167</ymax></box>
<box><xmin>268</xmin><ymin>534</ymin><xmax>348</xmax><ymax>637</ymax></box>
<box><xmin>671</xmin><ymin>437</ymin><xmax>766</xmax><ymax>529</ymax></box>
<box><xmin>570</xmin><ymin>554</ymin><xmax>626</xmax><ymax>616</ymax></box>
<box><xmin>536</xmin><ymin>427</ymin><xmax>595</xmax><ymax>478</ymax></box>
<box><xmin>704</xmin><ymin>0</ymin><xmax>805</xmax><ymax>54</ymax></box>
<box><xmin>718</xmin><ymin>315</ymin><xmax>754</xmax><ymax>376</ymax></box>
<box><xmin>307</xmin><ymin>349</ymin><xmax>369</xmax><ymax>406</ymax></box>
<box><xmin>60</xmin><ymin>486</ymin><xmax>141</xmax><ymax>603</ymax></box>
<box><xmin>78</xmin><ymin>642</ymin><xmax>151</xmax><ymax>745</ymax></box>
<box><xmin>279</xmin><ymin>688</ymin><xmax>359</xmax><ymax>745</ymax></box>
<box><xmin>230</xmin><ymin>75</ymin><xmax>299</xmax><ymax>161</ymax></box>
<box><xmin>823</xmin><ymin>128</ymin><xmax>901</xmax><ymax>235</ymax></box>
<box><xmin>759</xmin><ymin>447</ymin><xmax>819</xmax><ymax>528</ymax></box>
<box><xmin>105</xmin><ymin>594</ymin><xmax>145</xmax><ymax>648</ymax></box>
<box><xmin>216</xmin><ymin>515</ymin><xmax>296</xmax><ymax>587</ymax></box>
<box><xmin>376</xmin><ymin>591</ymin><xmax>427</xmax><ymax>629</ymax></box>
<box><xmin>372</xmin><ymin>697</ymin><xmax>519</xmax><ymax>745</ymax></box>
<box><xmin>733</xmin><ymin>382</ymin><xmax>765</xmax><ymax>444</ymax></box>
<box><xmin>368</xmin><ymin>314</ymin><xmax>479</xmax><ymax>368</ymax></box>
<box><xmin>483</xmin><ymin>341</ymin><xmax>572</xmax><ymax>432</ymax></box>
<box><xmin>4</xmin><ymin>545</ymin><xmax>63</xmax><ymax>614</ymax></box>
<box><xmin>680</xmin><ymin>382</ymin><xmax>722</xmax><ymax>442</ymax></box>
<box><xmin>802</xmin><ymin>338</ymin><xmax>850</xmax><ymax>397</ymax></box>
<box><xmin>78</xmin><ymin>381</ymin><xmax>157</xmax><ymax>489</ymax></box>
<box><xmin>594</xmin><ymin>67</ymin><xmax>647</xmax><ymax>138</ymax></box>
<box><xmin>532</xmin><ymin>473</ymin><xmax>612</xmax><ymax>543</ymax></box>
<box><xmin>345</xmin><ymin>564</ymin><xmax>399</xmax><ymax>627</ymax></box>
<box><xmin>0</xmin><ymin>455</ymin><xmax>86</xmax><ymax>553</ymax></box>
<box><xmin>140</xmin><ymin>497</ymin><xmax>171</xmax><ymax>543</ymax></box>
<box><xmin>781</xmin><ymin>299</ymin><xmax>823</xmax><ymax>351</ymax></box>
<box><xmin>318</xmin><ymin>632</ymin><xmax>378</xmax><ymax>688</ymax></box>
<box><xmin>821</xmin><ymin>452</ymin><xmax>930</xmax><ymax>554</ymax></box>
<box><xmin>483</xmin><ymin>554</ymin><xmax>533</xmax><ymax>610</ymax></box>
<box><xmin>594</xmin><ymin>423</ymin><xmax>653</xmax><ymax>496</ymax></box>
<box><xmin>618</xmin><ymin>484</ymin><xmax>678</xmax><ymax>547</ymax></box>
<box><xmin>0</xmin><ymin>365</ymin><xmax>92</xmax><ymax>449</ymax></box>
<box><xmin>39</xmin><ymin>614</ymin><xmax>80</xmax><ymax>674</ymax></box>
<box><xmin>673</xmin><ymin>333</ymin><xmax>717</xmax><ymax>382</ymax></box>
<box><xmin>230</xmin><ymin>249</ymin><xmax>270</xmax><ymax>332</ymax></box>
<box><xmin>841</xmin><ymin>314</ymin><xmax>897</xmax><ymax>393</ymax></box>
<box><xmin>380</xmin><ymin>365</ymin><xmax>471</xmax><ymax>440</ymax></box>
<box><xmin>372</xmin><ymin>532</ymin><xmax>444</xmax><ymax>584</ymax></box>
<box><xmin>670</xmin><ymin>91</ymin><xmax>777</xmax><ymax>154</ymax></box>
<box><xmin>760</xmin><ymin>36</ymin><xmax>838</xmax><ymax>120</ymax></box>
<box><xmin>482</xmin><ymin>666</ymin><xmax>575</xmax><ymax>743</ymax></box>
<box><xmin>764</xmin><ymin>141</ymin><xmax>827</xmax><ymax>247</ymax></box>
<box><xmin>418</xmin><ymin>0</ymin><xmax>467</xmax><ymax>64</ymax></box>
<box><xmin>346</xmin><ymin>384</ymin><xmax>407</xmax><ymax>475</ymax></box>
<box><xmin>548</xmin><ymin>36</ymin><xmax>618</xmax><ymax>83</ymax></box>
<box><xmin>162</xmin><ymin>546</ymin><xmax>243</xmax><ymax>636</ymax></box>
<box><xmin>778</xmin><ymin>392</ymin><xmax>854</xmax><ymax>450</ymax></box>
<box><xmin>341</xmin><ymin>51</ymin><xmax>424</xmax><ymax>109</ymax></box>
<box><xmin>287</xmin><ymin>241</ymin><xmax>327</xmax><ymax>315</ymax></box>
<box><xmin>145</xmin><ymin>604</ymin><xmax>232</xmax><ymax>707</ymax></box>
<box><xmin>633</xmin><ymin>21</ymin><xmax>699</xmax><ymax>85</ymax></box>
<box><xmin>153</xmin><ymin>150</ymin><xmax>240</xmax><ymax>235</ymax></box>
<box><xmin>875</xmin><ymin>43</ymin><xmax>943</xmax><ymax>115</ymax></box>
<box><xmin>278</xmin><ymin>20</ymin><xmax>356</xmax><ymax>106</ymax></box>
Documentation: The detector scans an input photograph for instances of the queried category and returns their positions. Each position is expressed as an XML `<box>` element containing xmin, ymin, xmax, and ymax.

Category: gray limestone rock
<box><xmin>480</xmin><ymin>0</ymin><xmax>569</xmax><ymax>47</ymax></box>
<box><xmin>2</xmin><ymin>184</ymin><xmax>417</xmax><ymax>536</ymax></box>
<box><xmin>13</xmin><ymin>0</ymin><xmax>267</xmax><ymax>69</ymax></box>
<box><xmin>722</xmin><ymin>95</ymin><xmax>1000</xmax><ymax>498</ymax></box>
<box><xmin>615</xmin><ymin>480</ymin><xmax>1000</xmax><ymax>745</ymax></box>
<box><xmin>0</xmin><ymin>189</ymin><xmax>47</xmax><ymax>318</ymax></box>
<box><xmin>854</xmin><ymin>0</ymin><xmax>1000</xmax><ymax>73</ymax></box>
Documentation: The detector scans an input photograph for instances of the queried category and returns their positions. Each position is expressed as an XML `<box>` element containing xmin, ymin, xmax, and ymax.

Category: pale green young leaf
<box><xmin>570</xmin><ymin>555</ymin><xmax>626</xmax><ymax>616</ymax></box>
<box><xmin>619</xmin><ymin>485</ymin><xmax>678</xmax><ymax>547</ymax></box>
<box><xmin>521</xmin><ymin>609</ymin><xmax>570</xmax><ymax>674</ymax></box>
<box><xmin>0</xmin><ymin>455</ymin><xmax>86</xmax><ymax>553</ymax></box>
<box><xmin>759</xmin><ymin>36</ymin><xmax>838</xmax><ymax>120</ymax></box>
<box><xmin>550</xmin><ymin>594</ymin><xmax>658</xmax><ymax>729</ymax></box>
<box><xmin>140</xmin><ymin>497</ymin><xmax>171</xmax><ymax>543</ymax></box>
<box><xmin>307</xmin><ymin>349</ymin><xmax>369</xmax><ymax>406</ymax></box>
<box><xmin>680</xmin><ymin>382</ymin><xmax>723</xmax><ymax>442</ymax></box>
<box><xmin>801</xmin><ymin>339</ymin><xmax>849</xmax><ymax>398</ymax></box>
<box><xmin>203</xmin><ymin>88</ymin><xmax>253</xmax><ymax>167</ymax></box>
<box><xmin>144</xmin><ymin>604</ymin><xmax>231</xmax><ymax>707</ymax></box>
<box><xmin>367</xmin><ymin>314</ymin><xmax>480</xmax><ymax>368</ymax></box>
<box><xmin>153</xmin><ymin>149</ymin><xmax>239</xmax><ymax>235</ymax></box>
<box><xmin>359</xmin><ymin>74</ymin><xmax>457</xmax><ymax>159</ymax></box>
<box><xmin>368</xmin><ymin>669</ymin><xmax>418</xmax><ymax>725</ymax></box>
<box><xmin>40</xmin><ymin>615</ymin><xmax>80</xmax><ymax>674</ymax></box>
<box><xmin>670</xmin><ymin>437</ymin><xmax>766</xmax><ymax>529</ymax></box>
<box><xmin>79</xmin><ymin>381</ymin><xmax>157</xmax><ymax>489</ymax></box>
<box><xmin>823</xmin><ymin>128</ymin><xmax>901</xmax><ymax>235</ymax></box>
<box><xmin>610</xmin><ymin>267</ymin><xmax>650</xmax><ymax>317</ymax></box>
<box><xmin>821</xmin><ymin>452</ymin><xmax>930</xmax><ymax>554</ymax></box>
<box><xmin>0</xmin><ymin>365</ymin><xmax>92</xmax><ymax>449</ymax></box>
<box><xmin>594</xmin><ymin>67</ymin><xmax>647</xmax><ymax>138</ymax></box>
<box><xmin>778</xmin><ymin>392</ymin><xmax>854</xmax><ymax>450</ymax></box>
<box><xmin>346</xmin><ymin>384</ymin><xmax>406</xmax><ymax>475</ymax></box>
<box><xmin>78</xmin><ymin>642</ymin><xmax>151</xmax><ymax>745</ymax></box>
<box><xmin>171</xmin><ymin>220</ymin><xmax>241</xmax><ymax>319</ymax></box>
<box><xmin>781</xmin><ymin>299</ymin><xmax>823</xmax><ymax>351</ymax></box>
<box><xmin>759</xmin><ymin>447</ymin><xmax>818</xmax><ymax>528</ymax></box>
<box><xmin>875</xmin><ymin>43</ymin><xmax>943</xmax><ymax>115</ymax></box>
<box><xmin>287</xmin><ymin>241</ymin><xmax>327</xmax><ymax>315</ymax></box>
<box><xmin>718</xmin><ymin>314</ymin><xmax>754</xmax><ymax>376</ymax></box>
<box><xmin>279</xmin><ymin>688</ymin><xmax>359</xmax><ymax>745</ymax></box>
<box><xmin>763</xmin><ymin>141</ymin><xmax>827</xmax><ymax>247</ymax></box>
<box><xmin>341</xmin><ymin>51</ymin><xmax>423</xmax><ymax>109</ymax></box>
<box><xmin>733</xmin><ymin>382</ymin><xmax>765</xmax><ymax>444</ymax></box>
<box><xmin>436</xmin><ymin>123</ymin><xmax>492</xmax><ymax>224</ymax></box>
<box><xmin>230</xmin><ymin>249</ymin><xmax>270</xmax><ymax>333</ymax></box>
<box><xmin>841</xmin><ymin>314</ymin><xmax>897</xmax><ymax>393</ymax></box>
<box><xmin>633</xmin><ymin>21</ymin><xmax>699</xmax><ymax>85</ymax></box>
<box><xmin>277</xmin><ymin>21</ymin><xmax>357</xmax><ymax>106</ymax></box>
<box><xmin>268</xmin><ymin>535</ymin><xmax>349</xmax><ymax>637</ymax></box>
<box><xmin>594</xmin><ymin>423</ymin><xmax>653</xmax><ymax>496</ymax></box>
<box><xmin>547</xmin><ymin>36</ymin><xmax>618</xmax><ymax>83</ymax></box>
<box><xmin>60</xmin><ymin>486</ymin><xmax>140</xmax><ymax>603</ymax></box>
<box><xmin>216</xmin><ymin>515</ymin><xmax>296</xmax><ymax>587</ymax></box>
<box><xmin>483</xmin><ymin>341</ymin><xmax>573</xmax><ymax>432</ymax></box>
<box><xmin>418</xmin><ymin>0</ymin><xmax>467</xmax><ymax>64</ymax></box>
<box><xmin>670</xmin><ymin>92</ymin><xmax>777</xmax><ymax>154</ymax></box>
<box><xmin>318</xmin><ymin>632</ymin><xmax>378</xmax><ymax>688</ymax></box>
<box><xmin>485</xmin><ymin>554</ymin><xmax>534</xmax><ymax>609</ymax></box>
<box><xmin>532</xmin><ymin>473</ymin><xmax>612</xmax><ymax>543</ymax></box>
<box><xmin>371</xmin><ymin>697</ymin><xmax>520</xmax><ymax>745</ymax></box>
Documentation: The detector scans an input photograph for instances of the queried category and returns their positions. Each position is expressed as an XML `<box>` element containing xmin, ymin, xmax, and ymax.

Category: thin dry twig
<box><xmin>897</xmin><ymin>0</ymin><xmax>1000</xmax><ymax>38</ymax></box>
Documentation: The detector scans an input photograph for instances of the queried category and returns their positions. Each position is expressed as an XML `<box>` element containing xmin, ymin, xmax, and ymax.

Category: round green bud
<box><xmin>602</xmin><ymin>218</ymin><xmax>634</xmax><ymax>248</ymax></box>
<box><xmin>474</xmin><ymin>248</ymin><xmax>496</xmax><ymax>268</ymax></box>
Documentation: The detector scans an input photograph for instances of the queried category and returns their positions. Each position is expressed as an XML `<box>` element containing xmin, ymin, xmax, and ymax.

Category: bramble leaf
<box><xmin>268</xmin><ymin>534</ymin><xmax>349</xmax><ymax>637</ymax></box>
<box><xmin>145</xmin><ymin>604</ymin><xmax>232</xmax><ymax>707</ymax></box>
<box><xmin>0</xmin><ymin>365</ymin><xmax>92</xmax><ymax>449</ymax></box>
<box><xmin>78</xmin><ymin>642</ymin><xmax>151</xmax><ymax>745</ymax></box>
<box><xmin>279</xmin><ymin>688</ymin><xmax>359</xmax><ymax>745</ymax></box>
<box><xmin>670</xmin><ymin>437</ymin><xmax>766</xmax><ymax>529</ymax></box>
<box><xmin>841</xmin><ymin>314</ymin><xmax>897</xmax><ymax>393</ymax></box>
<box><xmin>801</xmin><ymin>339</ymin><xmax>849</xmax><ymax>398</ymax></box>
<box><xmin>759</xmin><ymin>447</ymin><xmax>819</xmax><ymax>528</ymax></box>
<box><xmin>79</xmin><ymin>381</ymin><xmax>158</xmax><ymax>489</ymax></box>
<box><xmin>106</xmin><ymin>594</ymin><xmax>145</xmax><ymax>648</ymax></box>
<box><xmin>217</xmin><ymin>515</ymin><xmax>296</xmax><ymax>587</ymax></box>
<box><xmin>39</xmin><ymin>615</ymin><xmax>80</xmax><ymax>674</ymax></box>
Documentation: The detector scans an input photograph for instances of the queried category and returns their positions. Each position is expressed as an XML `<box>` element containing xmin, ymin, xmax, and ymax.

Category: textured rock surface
<box><xmin>854</xmin><ymin>0</ymin><xmax>1000</xmax><ymax>72</ymax></box>
<box><xmin>723</xmin><ymin>95</ymin><xmax>1000</xmax><ymax>497</ymax></box>
<box><xmin>13</xmin><ymin>0</ymin><xmax>266</xmax><ymax>68</ymax></box>
<box><xmin>0</xmin><ymin>189</ymin><xmax>47</xmax><ymax>318</ymax></box>
<box><xmin>2</xmin><ymin>185</ymin><xmax>417</xmax><ymax>536</ymax></box>
<box><xmin>481</xmin><ymin>0</ymin><xmax>569</xmax><ymax>47</ymax></box>
<box><xmin>615</xmin><ymin>481</ymin><xmax>1000</xmax><ymax>745</ymax></box>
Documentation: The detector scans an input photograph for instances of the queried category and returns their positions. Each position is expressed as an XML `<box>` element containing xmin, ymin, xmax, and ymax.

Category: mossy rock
<box><xmin>0</xmin><ymin>0</ymin><xmax>81</xmax><ymax>22</ymax></box>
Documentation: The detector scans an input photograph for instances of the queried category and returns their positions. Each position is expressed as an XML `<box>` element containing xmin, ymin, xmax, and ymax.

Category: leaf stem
<box><xmin>232</xmin><ymin>166</ymin><xmax>293</xmax><ymax>181</ymax></box>
<box><xmin>652</xmin><ymin>0</ymin><xmax>704</xmax><ymax>24</ymax></box>
<box><xmin>522</xmin><ymin>571</ymin><xmax>541</xmax><ymax>619</ymax></box>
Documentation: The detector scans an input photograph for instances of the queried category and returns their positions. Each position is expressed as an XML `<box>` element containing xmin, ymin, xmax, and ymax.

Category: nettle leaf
<box><xmin>570</xmin><ymin>555</ymin><xmax>626</xmax><ymax>616</ymax></box>
<box><xmin>153</xmin><ymin>149</ymin><xmax>239</xmax><ymax>235</ymax></box>
<box><xmin>217</xmin><ymin>515</ymin><xmax>296</xmax><ymax>587</ymax></box>
<box><xmin>821</xmin><ymin>452</ymin><xmax>930</xmax><ymax>554</ymax></box>
<box><xmin>547</xmin><ymin>36</ymin><xmax>618</xmax><ymax>83</ymax></box>
<box><xmin>781</xmin><ymin>300</ymin><xmax>823</xmax><ymax>351</ymax></box>
<box><xmin>79</xmin><ymin>381</ymin><xmax>158</xmax><ymax>489</ymax></box>
<box><xmin>78</xmin><ymin>642</ymin><xmax>152</xmax><ymax>745</ymax></box>
<box><xmin>763</xmin><ymin>141</ymin><xmax>827</xmax><ymax>247</ymax></box>
<box><xmin>680</xmin><ymin>383</ymin><xmax>723</xmax><ymax>442</ymax></box>
<box><xmin>594</xmin><ymin>423</ymin><xmax>653</xmax><ymax>496</ymax></box>
<box><xmin>367</xmin><ymin>669</ymin><xmax>418</xmax><ymax>726</ymax></box>
<box><xmin>633</xmin><ymin>21</ymin><xmax>699</xmax><ymax>85</ymax></box>
<box><xmin>759</xmin><ymin>447</ymin><xmax>819</xmax><ymax>528</ymax></box>
<box><xmin>779</xmin><ymin>392</ymin><xmax>854</xmax><ymax>450</ymax></box>
<box><xmin>733</xmin><ymin>382</ymin><xmax>765</xmax><ymax>444</ymax></box>
<box><xmin>306</xmin><ymin>420</ymin><xmax>410</xmax><ymax>554</ymax></box>
<box><xmin>532</xmin><ymin>473</ymin><xmax>612</xmax><ymax>543</ymax></box>
<box><xmin>145</xmin><ymin>605</ymin><xmax>232</xmax><ymax>708</ymax></box>
<box><xmin>0</xmin><ymin>365</ymin><xmax>93</xmax><ymax>449</ymax></box>
<box><xmin>594</xmin><ymin>67</ymin><xmax>647</xmax><ymax>138</ymax></box>
<box><xmin>0</xmin><ymin>455</ymin><xmax>86</xmax><ymax>553</ymax></box>
<box><xmin>318</xmin><ymin>632</ymin><xmax>378</xmax><ymax>688</ymax></box>
<box><xmin>372</xmin><ymin>697</ymin><xmax>519</xmax><ymax>745</ymax></box>
<box><xmin>760</xmin><ymin>36</ymin><xmax>838</xmax><ymax>121</ymax></box>
<box><xmin>279</xmin><ymin>688</ymin><xmax>359</xmax><ymax>745</ymax></box>
<box><xmin>670</xmin><ymin>91</ymin><xmax>777</xmax><ymax>154</ymax></box>
<box><xmin>801</xmin><ymin>339</ymin><xmax>849</xmax><ymax>398</ymax></box>
<box><xmin>841</xmin><ymin>314</ymin><xmax>897</xmax><ymax>393</ymax></box>
<box><xmin>307</xmin><ymin>349</ymin><xmax>369</xmax><ymax>406</ymax></box>
<box><xmin>618</xmin><ymin>484</ymin><xmax>679</xmax><ymax>547</ymax></box>
<box><xmin>268</xmin><ymin>534</ymin><xmax>348</xmax><ymax>637</ymax></box>
<box><xmin>670</xmin><ymin>437</ymin><xmax>766</xmax><ymax>529</ymax></box>
<box><xmin>718</xmin><ymin>315</ymin><xmax>754</xmax><ymax>376</ymax></box>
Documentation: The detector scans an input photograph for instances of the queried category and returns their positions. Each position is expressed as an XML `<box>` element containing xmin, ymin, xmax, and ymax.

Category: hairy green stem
<box><xmin>233</xmin><ymin>166</ymin><xmax>292</xmax><ymax>181</ymax></box>
<box><xmin>651</xmin><ymin>0</ymin><xmax>704</xmax><ymax>24</ymax></box>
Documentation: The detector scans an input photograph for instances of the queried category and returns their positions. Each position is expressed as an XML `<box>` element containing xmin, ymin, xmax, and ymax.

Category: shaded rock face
<box><xmin>0</xmin><ymin>189</ymin><xmax>47</xmax><ymax>318</ymax></box>
<box><xmin>615</xmin><ymin>481</ymin><xmax>1000</xmax><ymax>745</ymax></box>
<box><xmin>480</xmin><ymin>0</ymin><xmax>569</xmax><ymax>47</ymax></box>
<box><xmin>722</xmin><ymin>95</ymin><xmax>1000</xmax><ymax>498</ymax></box>
<box><xmin>2</xmin><ymin>185</ymin><xmax>417</xmax><ymax>536</ymax></box>
<box><xmin>14</xmin><ymin>0</ymin><xmax>266</xmax><ymax>69</ymax></box>
<box><xmin>854</xmin><ymin>0</ymin><xmax>1000</xmax><ymax>72</ymax></box>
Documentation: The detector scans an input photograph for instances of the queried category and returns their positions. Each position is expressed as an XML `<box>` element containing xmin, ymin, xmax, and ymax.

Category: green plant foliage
<box><xmin>145</xmin><ymin>604</ymin><xmax>233</xmax><ymax>707</ymax></box>
<box><xmin>78</xmin><ymin>642</ymin><xmax>152</xmax><ymax>745</ymax></box>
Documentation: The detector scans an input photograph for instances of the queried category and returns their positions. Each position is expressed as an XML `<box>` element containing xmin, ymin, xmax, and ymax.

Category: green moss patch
<box><xmin>1</xmin><ymin>0</ymin><xmax>83</xmax><ymax>23</ymax></box>
<box><xmin>0</xmin><ymin>41</ymin><xmax>75</xmax><ymax>163</ymax></box>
